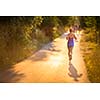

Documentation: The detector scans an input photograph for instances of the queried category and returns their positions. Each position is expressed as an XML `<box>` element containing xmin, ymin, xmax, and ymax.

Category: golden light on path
<box><xmin>49</xmin><ymin>55</ymin><xmax>63</xmax><ymax>68</ymax></box>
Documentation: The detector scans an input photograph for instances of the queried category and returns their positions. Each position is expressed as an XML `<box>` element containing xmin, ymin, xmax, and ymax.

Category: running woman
<box><xmin>66</xmin><ymin>29</ymin><xmax>77</xmax><ymax>61</ymax></box>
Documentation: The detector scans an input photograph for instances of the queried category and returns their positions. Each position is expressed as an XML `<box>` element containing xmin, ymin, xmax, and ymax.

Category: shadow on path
<box><xmin>0</xmin><ymin>67</ymin><xmax>25</xmax><ymax>83</ymax></box>
<box><xmin>68</xmin><ymin>62</ymin><xmax>83</xmax><ymax>81</ymax></box>
<box><xmin>28</xmin><ymin>42</ymin><xmax>61</xmax><ymax>62</ymax></box>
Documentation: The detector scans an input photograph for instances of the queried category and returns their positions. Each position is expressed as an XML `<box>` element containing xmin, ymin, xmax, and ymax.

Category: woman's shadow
<box><xmin>68</xmin><ymin>62</ymin><xmax>83</xmax><ymax>81</ymax></box>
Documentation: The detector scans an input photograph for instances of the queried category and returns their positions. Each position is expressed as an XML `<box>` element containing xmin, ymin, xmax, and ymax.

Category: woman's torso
<box><xmin>67</xmin><ymin>33</ymin><xmax>74</xmax><ymax>47</ymax></box>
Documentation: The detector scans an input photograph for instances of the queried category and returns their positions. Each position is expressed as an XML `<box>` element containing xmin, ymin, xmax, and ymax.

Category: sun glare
<box><xmin>49</xmin><ymin>55</ymin><xmax>63</xmax><ymax>68</ymax></box>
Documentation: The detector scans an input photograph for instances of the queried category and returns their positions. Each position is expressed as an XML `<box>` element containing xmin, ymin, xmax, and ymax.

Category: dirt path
<box><xmin>0</xmin><ymin>32</ymin><xmax>90</xmax><ymax>83</ymax></box>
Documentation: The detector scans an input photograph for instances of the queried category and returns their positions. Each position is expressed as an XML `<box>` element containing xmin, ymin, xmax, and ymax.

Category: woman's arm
<box><xmin>66</xmin><ymin>34</ymin><xmax>69</xmax><ymax>40</ymax></box>
<box><xmin>74</xmin><ymin>34</ymin><xmax>77</xmax><ymax>40</ymax></box>
<box><xmin>74</xmin><ymin>34</ymin><xmax>78</xmax><ymax>42</ymax></box>
<box><xmin>66</xmin><ymin>36</ymin><xmax>69</xmax><ymax>40</ymax></box>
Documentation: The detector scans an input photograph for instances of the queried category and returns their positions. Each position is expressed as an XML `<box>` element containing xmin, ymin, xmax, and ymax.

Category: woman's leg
<box><xmin>68</xmin><ymin>47</ymin><xmax>73</xmax><ymax>55</ymax></box>
<box><xmin>68</xmin><ymin>47</ymin><xmax>71</xmax><ymax>57</ymax></box>
<box><xmin>68</xmin><ymin>47</ymin><xmax>71</xmax><ymax>60</ymax></box>
<box><xmin>68</xmin><ymin>47</ymin><xmax>73</xmax><ymax>60</ymax></box>
<box><xmin>70</xmin><ymin>47</ymin><xmax>73</xmax><ymax>55</ymax></box>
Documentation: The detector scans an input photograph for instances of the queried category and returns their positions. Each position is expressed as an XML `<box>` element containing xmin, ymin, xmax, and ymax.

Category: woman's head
<box><xmin>69</xmin><ymin>29</ymin><xmax>73</xmax><ymax>33</ymax></box>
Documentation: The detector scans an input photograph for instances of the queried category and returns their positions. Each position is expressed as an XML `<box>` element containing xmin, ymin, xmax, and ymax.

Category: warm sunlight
<box><xmin>1</xmin><ymin>16</ymin><xmax>100</xmax><ymax>83</ymax></box>
<box><xmin>49</xmin><ymin>55</ymin><xmax>63</xmax><ymax>68</ymax></box>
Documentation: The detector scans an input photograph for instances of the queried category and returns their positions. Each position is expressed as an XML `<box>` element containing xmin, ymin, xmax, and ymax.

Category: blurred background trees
<box><xmin>79</xmin><ymin>16</ymin><xmax>100</xmax><ymax>44</ymax></box>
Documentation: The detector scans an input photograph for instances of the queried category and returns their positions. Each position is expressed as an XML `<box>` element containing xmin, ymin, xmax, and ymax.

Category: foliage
<box><xmin>79</xmin><ymin>16</ymin><xmax>100</xmax><ymax>44</ymax></box>
<box><xmin>79</xmin><ymin>16</ymin><xmax>100</xmax><ymax>82</ymax></box>
<box><xmin>81</xmin><ymin>35</ymin><xmax>100</xmax><ymax>82</ymax></box>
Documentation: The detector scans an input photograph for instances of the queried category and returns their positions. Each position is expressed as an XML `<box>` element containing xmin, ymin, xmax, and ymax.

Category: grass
<box><xmin>80</xmin><ymin>32</ymin><xmax>100</xmax><ymax>82</ymax></box>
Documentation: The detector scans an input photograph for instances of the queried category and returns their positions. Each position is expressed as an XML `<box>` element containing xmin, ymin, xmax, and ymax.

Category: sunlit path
<box><xmin>0</xmin><ymin>32</ymin><xmax>89</xmax><ymax>83</ymax></box>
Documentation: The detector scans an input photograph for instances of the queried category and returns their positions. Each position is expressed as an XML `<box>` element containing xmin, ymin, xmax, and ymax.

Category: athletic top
<box><xmin>67</xmin><ymin>37</ymin><xmax>74</xmax><ymax>47</ymax></box>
